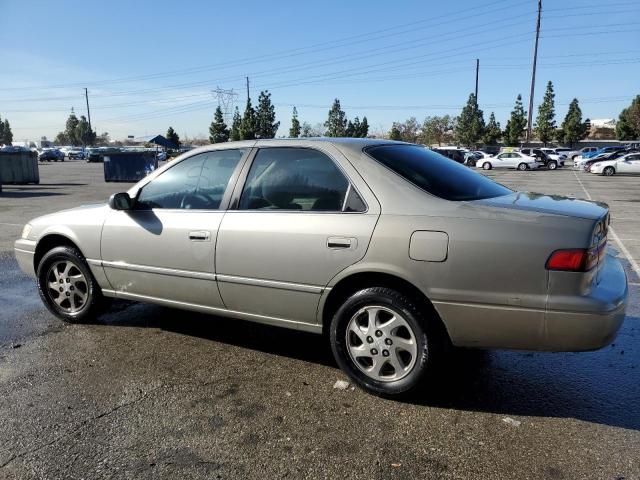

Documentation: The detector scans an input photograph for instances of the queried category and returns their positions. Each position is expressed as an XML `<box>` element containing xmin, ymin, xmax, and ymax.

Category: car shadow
<box><xmin>94</xmin><ymin>300</ymin><xmax>640</xmax><ymax>431</ymax></box>
<box><xmin>0</xmin><ymin>191</ymin><xmax>67</xmax><ymax>198</ymax></box>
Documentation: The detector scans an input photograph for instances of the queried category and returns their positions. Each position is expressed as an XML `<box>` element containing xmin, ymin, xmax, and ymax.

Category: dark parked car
<box><xmin>431</xmin><ymin>147</ymin><xmax>467</xmax><ymax>164</ymax></box>
<box><xmin>520</xmin><ymin>148</ymin><xmax>563</xmax><ymax>170</ymax></box>
<box><xmin>38</xmin><ymin>149</ymin><xmax>64</xmax><ymax>162</ymax></box>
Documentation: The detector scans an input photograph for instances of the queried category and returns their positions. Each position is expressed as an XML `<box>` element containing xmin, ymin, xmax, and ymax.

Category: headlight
<box><xmin>21</xmin><ymin>224</ymin><xmax>33</xmax><ymax>239</ymax></box>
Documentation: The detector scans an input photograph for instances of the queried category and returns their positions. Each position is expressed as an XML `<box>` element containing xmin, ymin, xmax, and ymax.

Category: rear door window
<box><xmin>365</xmin><ymin>144</ymin><xmax>512</xmax><ymax>201</ymax></box>
<box><xmin>239</xmin><ymin>147</ymin><xmax>354</xmax><ymax>211</ymax></box>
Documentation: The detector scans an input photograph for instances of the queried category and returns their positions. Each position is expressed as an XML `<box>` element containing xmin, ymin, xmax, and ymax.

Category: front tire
<box><xmin>547</xmin><ymin>160</ymin><xmax>557</xmax><ymax>170</ymax></box>
<box><xmin>330</xmin><ymin>287</ymin><xmax>434</xmax><ymax>397</ymax></box>
<box><xmin>603</xmin><ymin>166</ymin><xmax>615</xmax><ymax>176</ymax></box>
<box><xmin>517</xmin><ymin>162</ymin><xmax>528</xmax><ymax>171</ymax></box>
<box><xmin>36</xmin><ymin>246</ymin><xmax>105</xmax><ymax>323</ymax></box>
<box><xmin>482</xmin><ymin>162</ymin><xmax>492</xmax><ymax>170</ymax></box>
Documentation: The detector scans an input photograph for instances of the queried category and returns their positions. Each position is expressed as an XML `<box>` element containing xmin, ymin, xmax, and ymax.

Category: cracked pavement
<box><xmin>0</xmin><ymin>161</ymin><xmax>639</xmax><ymax>479</ymax></box>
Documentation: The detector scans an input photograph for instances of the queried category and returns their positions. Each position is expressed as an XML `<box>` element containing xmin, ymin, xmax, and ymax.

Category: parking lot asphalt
<box><xmin>0</xmin><ymin>161</ymin><xmax>638</xmax><ymax>479</ymax></box>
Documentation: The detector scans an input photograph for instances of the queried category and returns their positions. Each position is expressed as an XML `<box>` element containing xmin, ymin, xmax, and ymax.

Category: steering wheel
<box><xmin>180</xmin><ymin>193</ymin><xmax>212</xmax><ymax>209</ymax></box>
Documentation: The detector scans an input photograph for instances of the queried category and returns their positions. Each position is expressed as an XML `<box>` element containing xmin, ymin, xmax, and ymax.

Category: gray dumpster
<box><xmin>0</xmin><ymin>151</ymin><xmax>40</xmax><ymax>184</ymax></box>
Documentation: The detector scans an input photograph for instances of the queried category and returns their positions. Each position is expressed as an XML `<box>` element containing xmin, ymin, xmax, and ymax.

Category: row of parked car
<box><xmin>432</xmin><ymin>146</ymin><xmax>568</xmax><ymax>171</ymax></box>
<box><xmin>572</xmin><ymin>146</ymin><xmax>640</xmax><ymax>176</ymax></box>
<box><xmin>432</xmin><ymin>144</ymin><xmax>640</xmax><ymax>175</ymax></box>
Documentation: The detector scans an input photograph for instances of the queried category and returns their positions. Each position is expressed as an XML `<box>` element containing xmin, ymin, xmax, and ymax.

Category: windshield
<box><xmin>365</xmin><ymin>144</ymin><xmax>512</xmax><ymax>201</ymax></box>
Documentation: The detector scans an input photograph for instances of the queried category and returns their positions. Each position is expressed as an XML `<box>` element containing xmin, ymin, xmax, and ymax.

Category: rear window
<box><xmin>365</xmin><ymin>144</ymin><xmax>512</xmax><ymax>201</ymax></box>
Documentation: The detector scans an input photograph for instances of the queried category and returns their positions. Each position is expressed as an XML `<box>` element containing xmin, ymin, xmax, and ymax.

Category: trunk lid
<box><xmin>473</xmin><ymin>192</ymin><xmax>608</xmax><ymax>220</ymax></box>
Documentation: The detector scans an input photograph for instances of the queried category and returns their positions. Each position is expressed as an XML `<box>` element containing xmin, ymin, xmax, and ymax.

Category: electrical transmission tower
<box><xmin>211</xmin><ymin>87</ymin><xmax>239</xmax><ymax>125</ymax></box>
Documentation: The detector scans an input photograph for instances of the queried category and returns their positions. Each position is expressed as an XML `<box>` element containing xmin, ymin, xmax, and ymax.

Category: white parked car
<box><xmin>589</xmin><ymin>153</ymin><xmax>640</xmax><ymax>176</ymax></box>
<box><xmin>477</xmin><ymin>151</ymin><xmax>540</xmax><ymax>171</ymax></box>
<box><xmin>473</xmin><ymin>151</ymin><xmax>493</xmax><ymax>159</ymax></box>
<box><xmin>540</xmin><ymin>148</ymin><xmax>567</xmax><ymax>162</ymax></box>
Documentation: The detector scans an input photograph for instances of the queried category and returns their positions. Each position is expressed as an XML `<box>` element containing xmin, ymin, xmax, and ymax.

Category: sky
<box><xmin>0</xmin><ymin>0</ymin><xmax>639</xmax><ymax>143</ymax></box>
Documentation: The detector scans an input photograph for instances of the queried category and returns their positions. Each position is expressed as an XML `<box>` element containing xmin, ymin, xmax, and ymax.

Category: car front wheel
<box><xmin>517</xmin><ymin>162</ymin><xmax>528</xmax><ymax>171</ymax></box>
<box><xmin>330</xmin><ymin>287</ymin><xmax>434</xmax><ymax>397</ymax></box>
<box><xmin>482</xmin><ymin>162</ymin><xmax>492</xmax><ymax>170</ymax></box>
<box><xmin>547</xmin><ymin>161</ymin><xmax>557</xmax><ymax>170</ymax></box>
<box><xmin>603</xmin><ymin>166</ymin><xmax>615</xmax><ymax>176</ymax></box>
<box><xmin>36</xmin><ymin>246</ymin><xmax>105</xmax><ymax>323</ymax></box>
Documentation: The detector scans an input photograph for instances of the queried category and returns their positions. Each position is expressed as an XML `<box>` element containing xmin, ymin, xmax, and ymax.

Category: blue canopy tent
<box><xmin>147</xmin><ymin>135</ymin><xmax>177</xmax><ymax>149</ymax></box>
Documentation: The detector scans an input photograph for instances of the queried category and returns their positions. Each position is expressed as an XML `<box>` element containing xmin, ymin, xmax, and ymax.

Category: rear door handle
<box><xmin>189</xmin><ymin>230</ymin><xmax>211</xmax><ymax>241</ymax></box>
<box><xmin>327</xmin><ymin>236</ymin><xmax>357</xmax><ymax>249</ymax></box>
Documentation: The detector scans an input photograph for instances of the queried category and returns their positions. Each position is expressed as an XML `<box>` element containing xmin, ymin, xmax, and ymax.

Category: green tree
<box><xmin>240</xmin><ymin>98</ymin><xmax>256</xmax><ymax>140</ymax></box>
<box><xmin>455</xmin><ymin>93</ymin><xmax>485</xmax><ymax>148</ymax></box>
<box><xmin>389</xmin><ymin>123</ymin><xmax>402</xmax><ymax>140</ymax></box>
<box><xmin>75</xmin><ymin>115</ymin><xmax>96</xmax><ymax>146</ymax></box>
<box><xmin>62</xmin><ymin>109</ymin><xmax>80</xmax><ymax>145</ymax></box>
<box><xmin>255</xmin><ymin>90</ymin><xmax>279</xmax><ymax>138</ymax></box>
<box><xmin>324</xmin><ymin>98</ymin><xmax>347</xmax><ymax>137</ymax></box>
<box><xmin>554</xmin><ymin>128</ymin><xmax>566</xmax><ymax>145</ymax></box>
<box><xmin>289</xmin><ymin>107</ymin><xmax>301</xmax><ymax>138</ymax></box>
<box><xmin>420</xmin><ymin>115</ymin><xmax>454</xmax><ymax>146</ymax></box>
<box><xmin>230</xmin><ymin>107</ymin><xmax>242</xmax><ymax>141</ymax></box>
<box><xmin>209</xmin><ymin>106</ymin><xmax>229</xmax><ymax>143</ymax></box>
<box><xmin>561</xmin><ymin>98</ymin><xmax>590</xmax><ymax>148</ymax></box>
<box><xmin>300</xmin><ymin>122</ymin><xmax>315</xmax><ymax>137</ymax></box>
<box><xmin>616</xmin><ymin>95</ymin><xmax>640</xmax><ymax>140</ymax></box>
<box><xmin>503</xmin><ymin>94</ymin><xmax>527</xmax><ymax>146</ymax></box>
<box><xmin>54</xmin><ymin>132</ymin><xmax>68</xmax><ymax>145</ymax></box>
<box><xmin>358</xmin><ymin>116</ymin><xmax>369</xmax><ymax>137</ymax></box>
<box><xmin>482</xmin><ymin>112</ymin><xmax>501</xmax><ymax>145</ymax></box>
<box><xmin>346</xmin><ymin>117</ymin><xmax>362</xmax><ymax>137</ymax></box>
<box><xmin>0</xmin><ymin>116</ymin><xmax>12</xmax><ymax>145</ymax></box>
<box><xmin>535</xmin><ymin>81</ymin><xmax>556</xmax><ymax>146</ymax></box>
<box><xmin>166</xmin><ymin>126</ymin><xmax>180</xmax><ymax>148</ymax></box>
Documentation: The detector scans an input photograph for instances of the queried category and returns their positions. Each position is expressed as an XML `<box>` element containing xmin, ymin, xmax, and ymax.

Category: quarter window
<box><xmin>239</xmin><ymin>148</ymin><xmax>351</xmax><ymax>211</ymax></box>
<box><xmin>136</xmin><ymin>149</ymin><xmax>245</xmax><ymax>210</ymax></box>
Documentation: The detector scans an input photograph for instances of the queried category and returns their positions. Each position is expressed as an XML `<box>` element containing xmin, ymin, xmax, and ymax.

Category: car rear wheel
<box><xmin>517</xmin><ymin>163</ymin><xmax>528</xmax><ymax>171</ymax></box>
<box><xmin>603</xmin><ymin>166</ymin><xmax>615</xmax><ymax>176</ymax></box>
<box><xmin>547</xmin><ymin>161</ymin><xmax>557</xmax><ymax>170</ymax></box>
<box><xmin>330</xmin><ymin>287</ymin><xmax>434</xmax><ymax>397</ymax></box>
<box><xmin>482</xmin><ymin>162</ymin><xmax>492</xmax><ymax>170</ymax></box>
<box><xmin>36</xmin><ymin>246</ymin><xmax>106</xmax><ymax>323</ymax></box>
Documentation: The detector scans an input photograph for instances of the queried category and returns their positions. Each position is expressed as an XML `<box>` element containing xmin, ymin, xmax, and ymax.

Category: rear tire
<box><xmin>482</xmin><ymin>162</ymin><xmax>492</xmax><ymax>170</ymax></box>
<box><xmin>36</xmin><ymin>246</ymin><xmax>106</xmax><ymax>323</ymax></box>
<box><xmin>330</xmin><ymin>287</ymin><xmax>437</xmax><ymax>397</ymax></box>
<box><xmin>517</xmin><ymin>163</ymin><xmax>528</xmax><ymax>171</ymax></box>
<box><xmin>603</xmin><ymin>166</ymin><xmax>615</xmax><ymax>176</ymax></box>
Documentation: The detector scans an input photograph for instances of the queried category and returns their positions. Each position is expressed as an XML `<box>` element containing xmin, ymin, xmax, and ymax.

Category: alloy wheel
<box><xmin>46</xmin><ymin>260</ymin><xmax>89</xmax><ymax>314</ymax></box>
<box><xmin>346</xmin><ymin>305</ymin><xmax>418</xmax><ymax>382</ymax></box>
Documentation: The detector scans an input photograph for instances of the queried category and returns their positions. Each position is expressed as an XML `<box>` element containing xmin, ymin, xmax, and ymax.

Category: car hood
<box><xmin>30</xmin><ymin>202</ymin><xmax>109</xmax><ymax>226</ymax></box>
<box><xmin>472</xmin><ymin>192</ymin><xmax>608</xmax><ymax>220</ymax></box>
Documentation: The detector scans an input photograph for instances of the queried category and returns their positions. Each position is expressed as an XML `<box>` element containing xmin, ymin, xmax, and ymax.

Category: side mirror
<box><xmin>109</xmin><ymin>192</ymin><xmax>133</xmax><ymax>210</ymax></box>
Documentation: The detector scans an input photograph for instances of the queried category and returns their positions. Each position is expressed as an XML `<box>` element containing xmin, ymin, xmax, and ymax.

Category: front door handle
<box><xmin>327</xmin><ymin>236</ymin><xmax>357</xmax><ymax>249</ymax></box>
<box><xmin>189</xmin><ymin>230</ymin><xmax>211</xmax><ymax>241</ymax></box>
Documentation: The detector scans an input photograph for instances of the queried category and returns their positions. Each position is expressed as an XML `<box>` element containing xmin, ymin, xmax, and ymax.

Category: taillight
<box><xmin>546</xmin><ymin>246</ymin><xmax>601</xmax><ymax>272</ymax></box>
<box><xmin>546</xmin><ymin>249</ymin><xmax>589</xmax><ymax>271</ymax></box>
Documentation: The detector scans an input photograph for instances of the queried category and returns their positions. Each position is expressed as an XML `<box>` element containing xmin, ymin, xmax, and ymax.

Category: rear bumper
<box><xmin>435</xmin><ymin>254</ymin><xmax>627</xmax><ymax>352</ymax></box>
<box><xmin>14</xmin><ymin>239</ymin><xmax>36</xmax><ymax>277</ymax></box>
<box><xmin>544</xmin><ymin>254</ymin><xmax>628</xmax><ymax>351</ymax></box>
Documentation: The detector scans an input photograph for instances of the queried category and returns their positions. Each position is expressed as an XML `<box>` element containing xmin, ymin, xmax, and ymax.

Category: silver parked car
<box><xmin>14</xmin><ymin>139</ymin><xmax>628</xmax><ymax>396</ymax></box>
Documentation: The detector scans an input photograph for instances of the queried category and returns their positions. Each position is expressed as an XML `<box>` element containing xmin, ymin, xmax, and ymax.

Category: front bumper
<box><xmin>14</xmin><ymin>239</ymin><xmax>37</xmax><ymax>277</ymax></box>
<box><xmin>544</xmin><ymin>254</ymin><xmax>628</xmax><ymax>351</ymax></box>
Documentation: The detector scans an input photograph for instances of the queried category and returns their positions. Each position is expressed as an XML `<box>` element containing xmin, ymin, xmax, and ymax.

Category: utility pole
<box><xmin>246</xmin><ymin>77</ymin><xmax>250</xmax><ymax>103</ymax></box>
<box><xmin>526</xmin><ymin>0</ymin><xmax>542</xmax><ymax>143</ymax></box>
<box><xmin>475</xmin><ymin>59</ymin><xmax>479</xmax><ymax>102</ymax></box>
<box><xmin>84</xmin><ymin>88</ymin><xmax>92</xmax><ymax>132</ymax></box>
